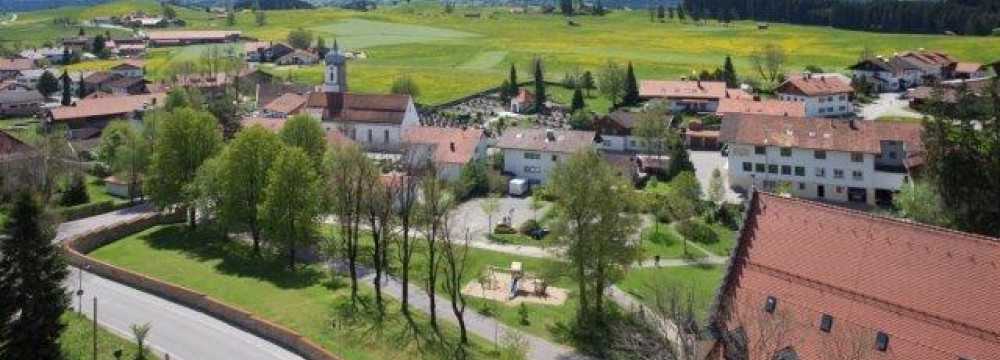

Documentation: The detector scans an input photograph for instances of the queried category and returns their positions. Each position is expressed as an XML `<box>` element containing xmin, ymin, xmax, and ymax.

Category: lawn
<box><xmin>616</xmin><ymin>264</ymin><xmax>726</xmax><ymax>321</ymax></box>
<box><xmin>84</xmin><ymin>175</ymin><xmax>127</xmax><ymax>205</ymax></box>
<box><xmin>89</xmin><ymin>224</ymin><xmax>503</xmax><ymax>360</ymax></box>
<box><xmin>7</xmin><ymin>0</ymin><xmax>1000</xmax><ymax>106</ymax></box>
<box><xmin>697</xmin><ymin>220</ymin><xmax>737</xmax><ymax>257</ymax></box>
<box><xmin>61</xmin><ymin>312</ymin><xmax>159</xmax><ymax>360</ymax></box>
<box><xmin>641</xmin><ymin>222</ymin><xmax>707</xmax><ymax>260</ymax></box>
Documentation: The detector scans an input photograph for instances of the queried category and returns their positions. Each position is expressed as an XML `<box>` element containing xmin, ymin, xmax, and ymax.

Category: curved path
<box><xmin>57</xmin><ymin>205</ymin><xmax>304</xmax><ymax>360</ymax></box>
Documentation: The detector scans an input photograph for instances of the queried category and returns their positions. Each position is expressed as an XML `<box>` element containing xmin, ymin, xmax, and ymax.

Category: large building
<box><xmin>774</xmin><ymin>74</ymin><xmax>854</xmax><ymax>117</ymax></box>
<box><xmin>402</xmin><ymin>126</ymin><xmax>487</xmax><ymax>181</ymax></box>
<box><xmin>707</xmin><ymin>192</ymin><xmax>1000</xmax><ymax>360</ymax></box>
<box><xmin>639</xmin><ymin>80</ymin><xmax>750</xmax><ymax>113</ymax></box>
<box><xmin>47</xmin><ymin>93</ymin><xmax>165</xmax><ymax>137</ymax></box>
<box><xmin>719</xmin><ymin>114</ymin><xmax>923</xmax><ymax>206</ymax></box>
<box><xmin>849</xmin><ymin>51</ymin><xmax>961</xmax><ymax>92</ymax></box>
<box><xmin>495</xmin><ymin>128</ymin><xmax>595</xmax><ymax>183</ymax></box>
<box><xmin>303</xmin><ymin>42</ymin><xmax>419</xmax><ymax>152</ymax></box>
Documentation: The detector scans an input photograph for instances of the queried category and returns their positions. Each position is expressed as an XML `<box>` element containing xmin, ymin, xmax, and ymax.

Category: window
<box><xmin>794</xmin><ymin>166</ymin><xmax>805</xmax><ymax>176</ymax></box>
<box><xmin>833</xmin><ymin>169</ymin><xmax>844</xmax><ymax>179</ymax></box>
<box><xmin>743</xmin><ymin>162</ymin><xmax>753</xmax><ymax>172</ymax></box>
<box><xmin>764</xmin><ymin>296</ymin><xmax>777</xmax><ymax>313</ymax></box>
<box><xmin>852</xmin><ymin>170</ymin><xmax>863</xmax><ymax>180</ymax></box>
<box><xmin>524</xmin><ymin>152</ymin><xmax>541</xmax><ymax>160</ymax></box>
<box><xmin>815</xmin><ymin>167</ymin><xmax>826</xmax><ymax>177</ymax></box>
<box><xmin>798</xmin><ymin>182</ymin><xmax>806</xmax><ymax>190</ymax></box>
<box><xmin>814</xmin><ymin>150</ymin><xmax>826</xmax><ymax>159</ymax></box>
<box><xmin>781</xmin><ymin>165</ymin><xmax>791</xmax><ymax>175</ymax></box>
<box><xmin>383</xmin><ymin>130</ymin><xmax>390</xmax><ymax>143</ymax></box>
<box><xmin>551</xmin><ymin>155</ymin><xmax>558</xmax><ymax>162</ymax></box>
<box><xmin>523</xmin><ymin>166</ymin><xmax>541</xmax><ymax>174</ymax></box>
<box><xmin>630</xmin><ymin>140</ymin><xmax>636</xmax><ymax>147</ymax></box>
<box><xmin>836</xmin><ymin>186</ymin><xmax>844</xmax><ymax>194</ymax></box>
<box><xmin>819</xmin><ymin>108</ymin><xmax>826</xmax><ymax>114</ymax></box>
<box><xmin>888</xmin><ymin>151</ymin><xmax>897</xmax><ymax>160</ymax></box>
<box><xmin>367</xmin><ymin>129</ymin><xmax>373</xmax><ymax>143</ymax></box>
<box><xmin>780</xmin><ymin>147</ymin><xmax>792</xmax><ymax>157</ymax></box>
<box><xmin>768</xmin><ymin>164</ymin><xmax>779</xmax><ymax>174</ymax></box>
<box><xmin>851</xmin><ymin>152</ymin><xmax>864</xmax><ymax>162</ymax></box>
<box><xmin>755</xmin><ymin>163</ymin><xmax>765</xmax><ymax>173</ymax></box>
<box><xmin>875</xmin><ymin>332</ymin><xmax>889</xmax><ymax>352</ymax></box>
<box><xmin>838</xmin><ymin>106</ymin><xmax>846</xmax><ymax>111</ymax></box>
<box><xmin>839</xmin><ymin>95</ymin><xmax>847</xmax><ymax>101</ymax></box>
<box><xmin>754</xmin><ymin>146</ymin><xmax>766</xmax><ymax>155</ymax></box>
<box><xmin>820</xmin><ymin>314</ymin><xmax>834</xmax><ymax>333</ymax></box>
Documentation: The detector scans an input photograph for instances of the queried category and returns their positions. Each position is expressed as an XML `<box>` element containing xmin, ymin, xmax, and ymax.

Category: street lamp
<box><xmin>76</xmin><ymin>267</ymin><xmax>85</xmax><ymax>313</ymax></box>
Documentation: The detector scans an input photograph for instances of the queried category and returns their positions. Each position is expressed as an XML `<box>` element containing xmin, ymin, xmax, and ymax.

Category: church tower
<box><xmin>323</xmin><ymin>40</ymin><xmax>347</xmax><ymax>93</ymax></box>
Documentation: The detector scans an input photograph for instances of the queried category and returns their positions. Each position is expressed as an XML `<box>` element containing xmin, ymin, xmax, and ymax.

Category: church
<box><xmin>303</xmin><ymin>41</ymin><xmax>420</xmax><ymax>152</ymax></box>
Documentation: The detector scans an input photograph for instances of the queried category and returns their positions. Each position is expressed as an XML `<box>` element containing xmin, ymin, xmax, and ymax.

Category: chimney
<box><xmin>697</xmin><ymin>79</ymin><xmax>703</xmax><ymax>89</ymax></box>
<box><xmin>449</xmin><ymin>142</ymin><xmax>456</xmax><ymax>152</ymax></box>
<box><xmin>804</xmin><ymin>71</ymin><xmax>812</xmax><ymax>80</ymax></box>
<box><xmin>753</xmin><ymin>95</ymin><xmax>761</xmax><ymax>102</ymax></box>
<box><xmin>545</xmin><ymin>129</ymin><xmax>556</xmax><ymax>142</ymax></box>
<box><xmin>849</xmin><ymin>118</ymin><xmax>858</xmax><ymax>130</ymax></box>
<box><xmin>820</xmin><ymin>76</ymin><xmax>826</xmax><ymax>82</ymax></box>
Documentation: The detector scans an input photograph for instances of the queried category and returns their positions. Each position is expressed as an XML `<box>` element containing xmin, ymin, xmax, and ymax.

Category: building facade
<box><xmin>496</xmin><ymin>128</ymin><xmax>595</xmax><ymax>183</ymax></box>
<box><xmin>775</xmin><ymin>74</ymin><xmax>854</xmax><ymax>117</ymax></box>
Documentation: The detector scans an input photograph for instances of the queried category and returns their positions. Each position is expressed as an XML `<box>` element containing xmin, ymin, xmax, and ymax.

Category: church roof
<box><xmin>306</xmin><ymin>92</ymin><xmax>411</xmax><ymax>125</ymax></box>
<box><xmin>324</xmin><ymin>40</ymin><xmax>346</xmax><ymax>65</ymax></box>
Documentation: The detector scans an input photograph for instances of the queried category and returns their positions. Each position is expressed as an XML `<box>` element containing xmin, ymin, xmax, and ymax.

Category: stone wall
<box><xmin>61</xmin><ymin>214</ymin><xmax>340</xmax><ymax>360</ymax></box>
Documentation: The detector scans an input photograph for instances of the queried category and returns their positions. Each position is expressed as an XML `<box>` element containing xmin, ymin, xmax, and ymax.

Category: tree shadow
<box><xmin>141</xmin><ymin>225</ymin><xmax>323</xmax><ymax>290</ymax></box>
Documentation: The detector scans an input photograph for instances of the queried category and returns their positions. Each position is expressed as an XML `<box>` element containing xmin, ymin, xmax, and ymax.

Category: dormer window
<box><xmin>875</xmin><ymin>332</ymin><xmax>889</xmax><ymax>352</ymax></box>
<box><xmin>819</xmin><ymin>314</ymin><xmax>833</xmax><ymax>332</ymax></box>
<box><xmin>764</xmin><ymin>296</ymin><xmax>777</xmax><ymax>313</ymax></box>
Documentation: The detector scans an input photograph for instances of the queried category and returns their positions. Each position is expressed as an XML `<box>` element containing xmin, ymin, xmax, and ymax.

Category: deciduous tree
<box><xmin>279</xmin><ymin>114</ymin><xmax>326</xmax><ymax>166</ymax></box>
<box><xmin>146</xmin><ymin>108</ymin><xmax>223</xmax><ymax>227</ymax></box>
<box><xmin>749</xmin><ymin>43</ymin><xmax>786</xmax><ymax>84</ymax></box>
<box><xmin>220</xmin><ymin>125</ymin><xmax>283</xmax><ymax>254</ymax></box>
<box><xmin>262</xmin><ymin>147</ymin><xmax>323</xmax><ymax>270</ymax></box>
<box><xmin>598</xmin><ymin>61</ymin><xmax>626</xmax><ymax>108</ymax></box>
<box><xmin>37</xmin><ymin>70</ymin><xmax>58</xmax><ymax>98</ymax></box>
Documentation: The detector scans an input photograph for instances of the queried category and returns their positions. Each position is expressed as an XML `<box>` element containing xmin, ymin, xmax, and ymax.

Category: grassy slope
<box><xmin>6</xmin><ymin>0</ymin><xmax>1000</xmax><ymax>105</ymax></box>
<box><xmin>61</xmin><ymin>312</ymin><xmax>159</xmax><ymax>360</ymax></box>
<box><xmin>616</xmin><ymin>264</ymin><xmax>726</xmax><ymax>321</ymax></box>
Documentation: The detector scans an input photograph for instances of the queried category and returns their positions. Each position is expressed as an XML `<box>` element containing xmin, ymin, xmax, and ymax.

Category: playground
<box><xmin>462</xmin><ymin>262</ymin><xmax>568</xmax><ymax>306</ymax></box>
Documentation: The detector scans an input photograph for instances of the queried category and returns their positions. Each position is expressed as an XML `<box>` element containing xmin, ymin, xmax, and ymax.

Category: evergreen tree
<box><xmin>36</xmin><ymin>71</ymin><xmax>59</xmax><ymax>99</ymax></box>
<box><xmin>92</xmin><ymin>34</ymin><xmax>106</xmax><ymax>58</ymax></box>
<box><xmin>77</xmin><ymin>74</ymin><xmax>86</xmax><ymax>99</ymax></box>
<box><xmin>668</xmin><ymin>6</ymin><xmax>675</xmax><ymax>19</ymax></box>
<box><xmin>59</xmin><ymin>172</ymin><xmax>90</xmax><ymax>206</ymax></box>
<box><xmin>581</xmin><ymin>70</ymin><xmax>595</xmax><ymax>97</ymax></box>
<box><xmin>560</xmin><ymin>0</ymin><xmax>574</xmax><ymax>16</ymax></box>
<box><xmin>571</xmin><ymin>86</ymin><xmax>585</xmax><ymax>112</ymax></box>
<box><xmin>533</xmin><ymin>58</ymin><xmax>546</xmax><ymax>113</ymax></box>
<box><xmin>722</xmin><ymin>55</ymin><xmax>738</xmax><ymax>88</ymax></box>
<box><xmin>0</xmin><ymin>191</ymin><xmax>69</xmax><ymax>360</ymax></box>
<box><xmin>60</xmin><ymin>71</ymin><xmax>71</xmax><ymax>106</ymax></box>
<box><xmin>623</xmin><ymin>62</ymin><xmax>639</xmax><ymax>106</ymax></box>
<box><xmin>508</xmin><ymin>63</ymin><xmax>518</xmax><ymax>92</ymax></box>
<box><xmin>61</xmin><ymin>47</ymin><xmax>70</xmax><ymax>65</ymax></box>
<box><xmin>78</xmin><ymin>27</ymin><xmax>85</xmax><ymax>36</ymax></box>
<box><xmin>656</xmin><ymin>5</ymin><xmax>665</xmax><ymax>21</ymax></box>
<box><xmin>677</xmin><ymin>6</ymin><xmax>686</xmax><ymax>20</ymax></box>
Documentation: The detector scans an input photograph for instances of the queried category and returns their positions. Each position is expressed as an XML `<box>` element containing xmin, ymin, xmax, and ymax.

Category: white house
<box><xmin>720</xmin><ymin>114</ymin><xmax>924</xmax><ymax>207</ymax></box>
<box><xmin>402</xmin><ymin>126</ymin><xmax>487</xmax><ymax>181</ymax></box>
<box><xmin>850</xmin><ymin>51</ymin><xmax>958</xmax><ymax>91</ymax></box>
<box><xmin>303</xmin><ymin>41</ymin><xmax>419</xmax><ymax>152</ymax></box>
<box><xmin>774</xmin><ymin>73</ymin><xmax>854</xmax><ymax>117</ymax></box>
<box><xmin>495</xmin><ymin>128</ymin><xmax>595</xmax><ymax>184</ymax></box>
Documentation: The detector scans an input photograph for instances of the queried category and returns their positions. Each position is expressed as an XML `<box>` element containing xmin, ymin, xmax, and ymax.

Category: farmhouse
<box><xmin>509</xmin><ymin>89</ymin><xmax>535</xmax><ymax>114</ymax></box>
<box><xmin>0</xmin><ymin>89</ymin><xmax>45</xmax><ymax>117</ymax></box>
<box><xmin>774</xmin><ymin>73</ymin><xmax>854</xmax><ymax>117</ymax></box>
<box><xmin>638</xmin><ymin>80</ymin><xmax>749</xmax><ymax>113</ymax></box>
<box><xmin>0</xmin><ymin>58</ymin><xmax>35</xmax><ymax>80</ymax></box>
<box><xmin>850</xmin><ymin>50</ymin><xmax>959</xmax><ymax>91</ymax></box>
<box><xmin>402</xmin><ymin>127</ymin><xmax>487</xmax><ymax>181</ymax></box>
<box><xmin>720</xmin><ymin>114</ymin><xmax>923</xmax><ymax>206</ymax></box>
<box><xmin>276</xmin><ymin>49</ymin><xmax>319</xmax><ymax>66</ymax></box>
<box><xmin>262</xmin><ymin>92</ymin><xmax>307</xmax><ymax>117</ymax></box>
<box><xmin>302</xmin><ymin>42</ymin><xmax>419</xmax><ymax>152</ymax></box>
<box><xmin>18</xmin><ymin>47</ymin><xmax>67</xmax><ymax>64</ymax></box>
<box><xmin>245</xmin><ymin>42</ymin><xmax>294</xmax><ymax>63</ymax></box>
<box><xmin>47</xmin><ymin>93</ymin><xmax>165</xmax><ymax>136</ymax></box>
<box><xmin>706</xmin><ymin>192</ymin><xmax>1000</xmax><ymax>360</ymax></box>
<box><xmin>592</xmin><ymin>110</ymin><xmax>671</xmax><ymax>153</ymax></box>
<box><xmin>495</xmin><ymin>128</ymin><xmax>595</xmax><ymax>184</ymax></box>
<box><xmin>146</xmin><ymin>30</ymin><xmax>242</xmax><ymax>47</ymax></box>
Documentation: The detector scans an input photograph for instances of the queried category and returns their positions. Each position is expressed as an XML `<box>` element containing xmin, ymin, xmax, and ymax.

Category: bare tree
<box><xmin>820</xmin><ymin>325</ymin><xmax>876</xmax><ymax>360</ymax></box>
<box><xmin>327</xmin><ymin>143</ymin><xmax>375</xmax><ymax>308</ymax></box>
<box><xmin>365</xmin><ymin>170</ymin><xmax>395</xmax><ymax>317</ymax></box>
<box><xmin>394</xmin><ymin>148</ymin><xmax>423</xmax><ymax>324</ymax></box>
<box><xmin>726</xmin><ymin>295</ymin><xmax>803</xmax><ymax>360</ymax></box>
<box><xmin>439</xmin><ymin>206</ymin><xmax>470</xmax><ymax>353</ymax></box>
<box><xmin>479</xmin><ymin>194</ymin><xmax>500</xmax><ymax>234</ymax></box>
<box><xmin>419</xmin><ymin>165</ymin><xmax>450</xmax><ymax>336</ymax></box>
<box><xmin>748</xmin><ymin>43</ymin><xmax>786</xmax><ymax>84</ymax></box>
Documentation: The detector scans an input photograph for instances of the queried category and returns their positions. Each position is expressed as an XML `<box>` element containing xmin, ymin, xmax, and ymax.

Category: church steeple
<box><xmin>323</xmin><ymin>38</ymin><xmax>346</xmax><ymax>93</ymax></box>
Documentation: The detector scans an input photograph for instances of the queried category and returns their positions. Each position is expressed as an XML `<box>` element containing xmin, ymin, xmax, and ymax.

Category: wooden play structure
<box><xmin>465</xmin><ymin>262</ymin><xmax>566</xmax><ymax>306</ymax></box>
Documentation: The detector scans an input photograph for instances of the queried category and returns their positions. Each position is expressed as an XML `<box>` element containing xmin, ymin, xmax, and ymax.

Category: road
<box><xmin>57</xmin><ymin>205</ymin><xmax>304</xmax><ymax>360</ymax></box>
<box><xmin>859</xmin><ymin>92</ymin><xmax>924</xmax><ymax>121</ymax></box>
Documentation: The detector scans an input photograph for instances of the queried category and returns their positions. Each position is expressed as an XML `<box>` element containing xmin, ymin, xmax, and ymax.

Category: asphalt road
<box><xmin>57</xmin><ymin>205</ymin><xmax>304</xmax><ymax>360</ymax></box>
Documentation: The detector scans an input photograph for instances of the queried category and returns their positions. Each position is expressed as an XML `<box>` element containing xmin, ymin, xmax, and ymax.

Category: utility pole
<box><xmin>77</xmin><ymin>268</ymin><xmax>84</xmax><ymax>313</ymax></box>
<box><xmin>93</xmin><ymin>297</ymin><xmax>98</xmax><ymax>360</ymax></box>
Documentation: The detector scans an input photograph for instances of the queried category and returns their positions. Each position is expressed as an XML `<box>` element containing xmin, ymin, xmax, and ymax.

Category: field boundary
<box><xmin>61</xmin><ymin>213</ymin><xmax>341</xmax><ymax>360</ymax></box>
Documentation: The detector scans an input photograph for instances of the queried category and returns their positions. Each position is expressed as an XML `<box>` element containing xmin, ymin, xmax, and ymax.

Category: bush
<box><xmin>56</xmin><ymin>200</ymin><xmax>123</xmax><ymax>221</ymax></box>
<box><xmin>675</xmin><ymin>220</ymin><xmax>719</xmax><ymax>244</ymax></box>
<box><xmin>59</xmin><ymin>173</ymin><xmax>90</xmax><ymax>207</ymax></box>
<box><xmin>494</xmin><ymin>223</ymin><xmax>516</xmax><ymax>235</ymax></box>
<box><xmin>642</xmin><ymin>225</ymin><xmax>678</xmax><ymax>246</ymax></box>
<box><xmin>518</xmin><ymin>303</ymin><xmax>530</xmax><ymax>325</ymax></box>
<box><xmin>487</xmin><ymin>170</ymin><xmax>510</xmax><ymax>195</ymax></box>
<box><xmin>518</xmin><ymin>219</ymin><xmax>540</xmax><ymax>235</ymax></box>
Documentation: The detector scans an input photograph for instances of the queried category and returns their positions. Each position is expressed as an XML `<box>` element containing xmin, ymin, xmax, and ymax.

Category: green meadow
<box><xmin>5</xmin><ymin>0</ymin><xmax>1000</xmax><ymax>106</ymax></box>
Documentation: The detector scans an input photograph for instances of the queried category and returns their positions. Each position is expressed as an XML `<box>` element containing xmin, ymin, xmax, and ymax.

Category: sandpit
<box><xmin>462</xmin><ymin>271</ymin><xmax>568</xmax><ymax>306</ymax></box>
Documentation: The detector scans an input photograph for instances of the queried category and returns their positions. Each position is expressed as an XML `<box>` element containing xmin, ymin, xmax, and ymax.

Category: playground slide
<box><xmin>509</xmin><ymin>277</ymin><xmax>520</xmax><ymax>300</ymax></box>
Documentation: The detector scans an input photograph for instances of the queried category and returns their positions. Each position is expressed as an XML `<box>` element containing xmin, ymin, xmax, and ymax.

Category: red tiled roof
<box><xmin>495</xmin><ymin>128</ymin><xmax>595</xmax><ymax>154</ymax></box>
<box><xmin>719</xmin><ymin>114</ymin><xmax>923</xmax><ymax>154</ymax></box>
<box><xmin>896</xmin><ymin>51</ymin><xmax>956</xmax><ymax>71</ymax></box>
<box><xmin>0</xmin><ymin>58</ymin><xmax>35</xmax><ymax>72</ymax></box>
<box><xmin>775</xmin><ymin>75</ymin><xmax>853</xmax><ymax>97</ymax></box>
<box><xmin>513</xmin><ymin>88</ymin><xmax>534</xmax><ymax>104</ymax></box>
<box><xmin>325</xmin><ymin>130</ymin><xmax>354</xmax><ymax>147</ymax></box>
<box><xmin>719</xmin><ymin>193</ymin><xmax>1000</xmax><ymax>360</ymax></box>
<box><xmin>639</xmin><ymin>80</ymin><xmax>727</xmax><ymax>99</ymax></box>
<box><xmin>263</xmin><ymin>92</ymin><xmax>306</xmax><ymax>115</ymax></box>
<box><xmin>306</xmin><ymin>92</ymin><xmax>411</xmax><ymax>124</ymax></box>
<box><xmin>952</xmin><ymin>62</ymin><xmax>983</xmax><ymax>75</ymax></box>
<box><xmin>716</xmin><ymin>98</ymin><xmax>806</xmax><ymax>117</ymax></box>
<box><xmin>402</xmin><ymin>126</ymin><xmax>484</xmax><ymax>164</ymax></box>
<box><xmin>49</xmin><ymin>93</ymin><xmax>165</xmax><ymax>122</ymax></box>
<box><xmin>240</xmin><ymin>116</ymin><xmax>286</xmax><ymax>132</ymax></box>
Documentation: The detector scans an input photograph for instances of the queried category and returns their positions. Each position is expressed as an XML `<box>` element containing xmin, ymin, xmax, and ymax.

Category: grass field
<box><xmin>7</xmin><ymin>0</ymin><xmax>1000</xmax><ymax>106</ymax></box>
<box><xmin>616</xmin><ymin>264</ymin><xmax>726</xmax><ymax>321</ymax></box>
<box><xmin>89</xmin><ymin>224</ymin><xmax>509</xmax><ymax>360</ymax></box>
<box><xmin>61</xmin><ymin>312</ymin><xmax>159</xmax><ymax>360</ymax></box>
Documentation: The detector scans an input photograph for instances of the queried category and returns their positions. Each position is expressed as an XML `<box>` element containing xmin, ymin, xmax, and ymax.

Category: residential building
<box><xmin>495</xmin><ymin>128</ymin><xmax>595</xmax><ymax>183</ymax></box>
<box><xmin>275</xmin><ymin>49</ymin><xmax>319</xmax><ymax>66</ymax></box>
<box><xmin>47</xmin><ymin>93</ymin><xmax>165</xmax><ymax>136</ymax></box>
<box><xmin>774</xmin><ymin>73</ymin><xmax>854</xmax><ymax>117</ymax></box>
<box><xmin>402</xmin><ymin>126</ymin><xmax>487</xmax><ymax>181</ymax></box>
<box><xmin>18</xmin><ymin>47</ymin><xmax>68</xmax><ymax>64</ymax></box>
<box><xmin>906</xmin><ymin>77</ymin><xmax>998</xmax><ymax>109</ymax></box>
<box><xmin>15</xmin><ymin>69</ymin><xmax>48</xmax><ymax>89</ymax></box>
<box><xmin>720</xmin><ymin>114</ymin><xmax>923</xmax><ymax>206</ymax></box>
<box><xmin>706</xmin><ymin>192</ymin><xmax>1000</xmax><ymax>360</ymax></box>
<box><xmin>509</xmin><ymin>88</ymin><xmax>534</xmax><ymax>113</ymax></box>
<box><xmin>146</xmin><ymin>30</ymin><xmax>241</xmax><ymax>47</ymax></box>
<box><xmin>715</xmin><ymin>97</ymin><xmax>806</xmax><ymax>118</ymax></box>
<box><xmin>0</xmin><ymin>129</ymin><xmax>37</xmax><ymax>172</ymax></box>
<box><xmin>245</xmin><ymin>42</ymin><xmax>294</xmax><ymax>63</ymax></box>
<box><xmin>110</xmin><ymin>61</ymin><xmax>144</xmax><ymax>78</ymax></box>
<box><xmin>303</xmin><ymin>42</ymin><xmax>419</xmax><ymax>152</ymax></box>
<box><xmin>947</xmin><ymin>62</ymin><xmax>987</xmax><ymax>79</ymax></box>
<box><xmin>262</xmin><ymin>92</ymin><xmax>307</xmax><ymax>117</ymax></box>
<box><xmin>850</xmin><ymin>51</ymin><xmax>959</xmax><ymax>91</ymax></box>
<box><xmin>0</xmin><ymin>89</ymin><xmax>45</xmax><ymax>117</ymax></box>
<box><xmin>0</xmin><ymin>58</ymin><xmax>35</xmax><ymax>80</ymax></box>
<box><xmin>240</xmin><ymin>115</ymin><xmax>356</xmax><ymax>149</ymax></box>
<box><xmin>638</xmin><ymin>80</ymin><xmax>749</xmax><ymax>113</ymax></box>
<box><xmin>592</xmin><ymin>110</ymin><xmax>673</xmax><ymax>153</ymax></box>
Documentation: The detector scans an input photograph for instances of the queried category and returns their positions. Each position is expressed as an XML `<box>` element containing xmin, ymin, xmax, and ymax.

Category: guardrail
<box><xmin>60</xmin><ymin>213</ymin><xmax>340</xmax><ymax>360</ymax></box>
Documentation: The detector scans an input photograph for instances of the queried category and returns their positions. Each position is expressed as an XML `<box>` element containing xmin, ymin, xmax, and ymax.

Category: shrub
<box><xmin>494</xmin><ymin>223</ymin><xmax>516</xmax><ymax>235</ymax></box>
<box><xmin>56</xmin><ymin>200</ymin><xmax>121</xmax><ymax>221</ymax></box>
<box><xmin>59</xmin><ymin>173</ymin><xmax>90</xmax><ymax>207</ymax></box>
<box><xmin>518</xmin><ymin>303</ymin><xmax>530</xmax><ymax>325</ymax></box>
<box><xmin>675</xmin><ymin>219</ymin><xmax>719</xmax><ymax>244</ymax></box>
<box><xmin>642</xmin><ymin>225</ymin><xmax>678</xmax><ymax>246</ymax></box>
<box><xmin>518</xmin><ymin>219</ymin><xmax>540</xmax><ymax>235</ymax></box>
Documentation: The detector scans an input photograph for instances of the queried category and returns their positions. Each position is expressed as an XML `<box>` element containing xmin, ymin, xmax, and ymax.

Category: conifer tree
<box><xmin>623</xmin><ymin>62</ymin><xmax>639</xmax><ymax>106</ymax></box>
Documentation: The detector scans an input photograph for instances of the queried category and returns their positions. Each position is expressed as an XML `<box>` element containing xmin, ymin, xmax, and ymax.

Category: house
<box><xmin>401</xmin><ymin>126</ymin><xmax>487</xmax><ymax>181</ymax></box>
<box><xmin>495</xmin><ymin>128</ymin><xmax>595</xmax><ymax>183</ymax></box>
<box><xmin>0</xmin><ymin>129</ymin><xmax>37</xmax><ymax>175</ymax></box>
<box><xmin>0</xmin><ymin>58</ymin><xmax>36</xmax><ymax>80</ymax></box>
<box><xmin>116</xmin><ymin>43</ymin><xmax>147</xmax><ymax>57</ymax></box>
<box><xmin>683</xmin><ymin>120</ymin><xmax>721</xmax><ymax>150</ymax></box>
<box><xmin>638</xmin><ymin>80</ymin><xmax>748</xmax><ymax>113</ymax></box>
<box><xmin>774</xmin><ymin>73</ymin><xmax>854</xmax><ymax>117</ymax></box>
<box><xmin>47</xmin><ymin>93</ymin><xmax>165</xmax><ymax>136</ymax></box>
<box><xmin>706</xmin><ymin>192</ymin><xmax>1000</xmax><ymax>360</ymax></box>
<box><xmin>255</xmin><ymin>82</ymin><xmax>310</xmax><ymax>109</ymax></box>
<box><xmin>15</xmin><ymin>69</ymin><xmax>48</xmax><ymax>89</ymax></box>
<box><xmin>715</xmin><ymin>97</ymin><xmax>806</xmax><ymax>118</ymax></box>
<box><xmin>720</xmin><ymin>114</ymin><xmax>924</xmax><ymax>206</ymax></box>
<box><xmin>262</xmin><ymin>92</ymin><xmax>307</xmax><ymax>117</ymax></box>
<box><xmin>61</xmin><ymin>36</ymin><xmax>92</xmax><ymax>53</ymax></box>
<box><xmin>103</xmin><ymin>175</ymin><xmax>136</xmax><ymax>198</ymax></box>
<box><xmin>18</xmin><ymin>47</ymin><xmax>68</xmax><ymax>64</ymax></box>
<box><xmin>159</xmin><ymin>72</ymin><xmax>233</xmax><ymax>98</ymax></box>
<box><xmin>0</xmin><ymin>89</ymin><xmax>45</xmax><ymax>117</ymax></box>
<box><xmin>850</xmin><ymin>51</ymin><xmax>958</xmax><ymax>91</ymax></box>
<box><xmin>303</xmin><ymin>42</ymin><xmax>420</xmax><ymax>153</ymax></box>
<box><xmin>591</xmin><ymin>110</ymin><xmax>672</xmax><ymax>154</ymax></box>
<box><xmin>146</xmin><ymin>31</ymin><xmax>241</xmax><ymax>47</ymax></box>
<box><xmin>245</xmin><ymin>42</ymin><xmax>294</xmax><ymax>63</ymax></box>
<box><xmin>947</xmin><ymin>62</ymin><xmax>987</xmax><ymax>79</ymax></box>
<box><xmin>100</xmin><ymin>76</ymin><xmax>148</xmax><ymax>96</ymax></box>
<box><xmin>110</xmin><ymin>61</ymin><xmax>144</xmax><ymax>78</ymax></box>
<box><xmin>275</xmin><ymin>49</ymin><xmax>319</xmax><ymax>66</ymax></box>
<box><xmin>509</xmin><ymin>89</ymin><xmax>535</xmax><ymax>113</ymax></box>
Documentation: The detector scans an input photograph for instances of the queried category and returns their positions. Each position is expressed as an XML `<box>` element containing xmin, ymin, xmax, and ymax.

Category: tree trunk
<box><xmin>576</xmin><ymin>255</ymin><xmax>589</xmax><ymax>327</ymax></box>
<box><xmin>250</xmin><ymin>223</ymin><xmax>261</xmax><ymax>256</ymax></box>
<box><xmin>372</xmin><ymin>223</ymin><xmax>383</xmax><ymax>315</ymax></box>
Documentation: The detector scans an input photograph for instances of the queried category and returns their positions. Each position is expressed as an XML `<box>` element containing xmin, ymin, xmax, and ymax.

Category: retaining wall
<box><xmin>61</xmin><ymin>214</ymin><xmax>340</xmax><ymax>360</ymax></box>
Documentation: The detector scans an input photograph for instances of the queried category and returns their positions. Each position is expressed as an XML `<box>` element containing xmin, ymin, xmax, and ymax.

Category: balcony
<box><xmin>874</xmin><ymin>163</ymin><xmax>907</xmax><ymax>173</ymax></box>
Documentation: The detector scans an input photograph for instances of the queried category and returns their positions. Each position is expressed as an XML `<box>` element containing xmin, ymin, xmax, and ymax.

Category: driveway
<box><xmin>859</xmin><ymin>92</ymin><xmax>924</xmax><ymax>121</ymax></box>
<box><xmin>688</xmin><ymin>150</ymin><xmax>742</xmax><ymax>203</ymax></box>
<box><xmin>452</xmin><ymin>196</ymin><xmax>544</xmax><ymax>240</ymax></box>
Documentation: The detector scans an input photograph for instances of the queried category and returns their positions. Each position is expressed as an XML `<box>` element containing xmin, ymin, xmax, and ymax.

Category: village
<box><xmin>1</xmin><ymin>2</ymin><xmax>999</xmax><ymax>360</ymax></box>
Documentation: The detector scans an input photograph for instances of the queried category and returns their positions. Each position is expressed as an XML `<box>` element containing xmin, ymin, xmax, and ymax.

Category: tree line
<box><xmin>683</xmin><ymin>0</ymin><xmax>1000</xmax><ymax>36</ymax></box>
